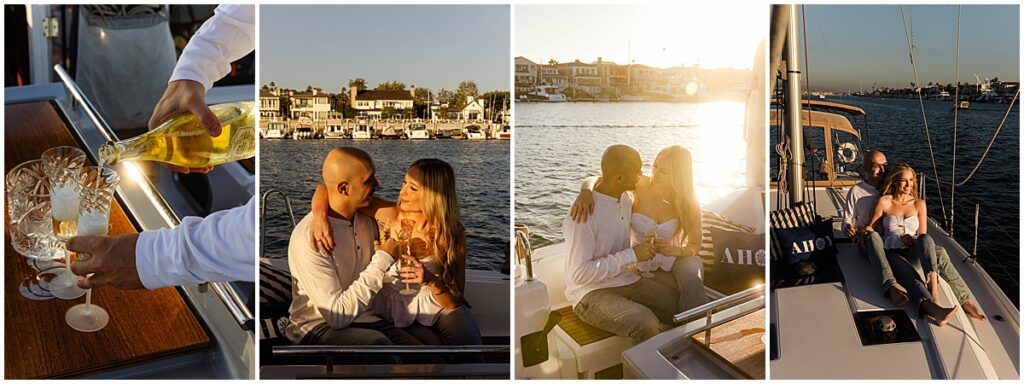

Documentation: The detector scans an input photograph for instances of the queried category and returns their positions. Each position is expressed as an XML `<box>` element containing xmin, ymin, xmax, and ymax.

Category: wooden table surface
<box><xmin>691</xmin><ymin>308</ymin><xmax>766</xmax><ymax>380</ymax></box>
<box><xmin>4</xmin><ymin>101</ymin><xmax>211</xmax><ymax>379</ymax></box>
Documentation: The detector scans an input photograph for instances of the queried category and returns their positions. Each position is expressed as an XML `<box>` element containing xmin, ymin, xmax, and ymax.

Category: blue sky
<box><xmin>801</xmin><ymin>5</ymin><xmax>1019</xmax><ymax>92</ymax></box>
<box><xmin>260</xmin><ymin>5</ymin><xmax>509</xmax><ymax>93</ymax></box>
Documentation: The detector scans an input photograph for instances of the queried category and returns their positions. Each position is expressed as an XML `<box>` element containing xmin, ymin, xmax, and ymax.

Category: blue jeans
<box><xmin>574</xmin><ymin>278</ymin><xmax>679</xmax><ymax>344</ymax></box>
<box><xmin>885</xmin><ymin>234</ymin><xmax>939</xmax><ymax>313</ymax></box>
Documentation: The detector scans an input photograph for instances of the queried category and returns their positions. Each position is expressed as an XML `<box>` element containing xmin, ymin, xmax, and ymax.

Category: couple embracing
<box><xmin>843</xmin><ymin>150</ymin><xmax>985</xmax><ymax>326</ymax></box>
<box><xmin>563</xmin><ymin>144</ymin><xmax>708</xmax><ymax>344</ymax></box>
<box><xmin>283</xmin><ymin>147</ymin><xmax>481</xmax><ymax>358</ymax></box>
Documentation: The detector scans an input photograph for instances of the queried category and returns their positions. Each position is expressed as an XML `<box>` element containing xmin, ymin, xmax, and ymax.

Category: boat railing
<box><xmin>673</xmin><ymin>284</ymin><xmax>765</xmax><ymax>344</ymax></box>
<box><xmin>513</xmin><ymin>224</ymin><xmax>534</xmax><ymax>281</ymax></box>
<box><xmin>54</xmin><ymin>64</ymin><xmax>255</xmax><ymax>331</ymax></box>
<box><xmin>260</xmin><ymin>188</ymin><xmax>297</xmax><ymax>258</ymax></box>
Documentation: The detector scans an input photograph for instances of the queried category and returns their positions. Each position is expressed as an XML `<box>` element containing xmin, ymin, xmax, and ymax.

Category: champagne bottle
<box><xmin>98</xmin><ymin>101</ymin><xmax>256</xmax><ymax>167</ymax></box>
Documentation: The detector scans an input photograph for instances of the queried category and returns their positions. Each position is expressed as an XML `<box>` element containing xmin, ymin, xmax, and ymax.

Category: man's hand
<box><xmin>374</xmin><ymin>238</ymin><xmax>399</xmax><ymax>256</ymax></box>
<box><xmin>655</xmin><ymin>241</ymin><xmax>691</xmax><ymax>257</ymax></box>
<box><xmin>67</xmin><ymin>233</ymin><xmax>145</xmax><ymax>290</ymax></box>
<box><xmin>900</xmin><ymin>234</ymin><xmax>915</xmax><ymax>247</ymax></box>
<box><xmin>843</xmin><ymin>224</ymin><xmax>858</xmax><ymax>238</ymax></box>
<box><xmin>633</xmin><ymin>243</ymin><xmax>656</xmax><ymax>262</ymax></box>
<box><xmin>309</xmin><ymin>211</ymin><xmax>335</xmax><ymax>255</ymax></box>
<box><xmin>570</xmin><ymin>189</ymin><xmax>596</xmax><ymax>224</ymax></box>
<box><xmin>148</xmin><ymin>79</ymin><xmax>219</xmax><ymax>174</ymax></box>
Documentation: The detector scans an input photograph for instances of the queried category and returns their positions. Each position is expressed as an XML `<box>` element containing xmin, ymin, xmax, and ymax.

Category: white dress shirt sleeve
<box><xmin>291</xmin><ymin>244</ymin><xmax>396</xmax><ymax>330</ymax></box>
<box><xmin>135</xmin><ymin>196</ymin><xmax>255</xmax><ymax>289</ymax></box>
<box><xmin>169</xmin><ymin>4</ymin><xmax>255</xmax><ymax>90</ymax></box>
<box><xmin>563</xmin><ymin>217</ymin><xmax>637</xmax><ymax>286</ymax></box>
<box><xmin>842</xmin><ymin>185</ymin><xmax>859</xmax><ymax>232</ymax></box>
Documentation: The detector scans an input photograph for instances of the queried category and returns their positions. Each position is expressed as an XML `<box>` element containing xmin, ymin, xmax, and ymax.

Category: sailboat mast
<box><xmin>784</xmin><ymin>4</ymin><xmax>805</xmax><ymax>205</ymax></box>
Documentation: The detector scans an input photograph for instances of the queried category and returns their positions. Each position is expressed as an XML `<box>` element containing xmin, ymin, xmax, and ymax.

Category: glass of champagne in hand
<box><xmin>378</xmin><ymin>221</ymin><xmax>397</xmax><ymax>284</ymax></box>
<box><xmin>397</xmin><ymin>219</ymin><xmax>417</xmax><ymax>295</ymax></box>
<box><xmin>41</xmin><ymin>146</ymin><xmax>87</xmax><ymax>300</ymax></box>
<box><xmin>640</xmin><ymin>231</ymin><xmax>656</xmax><ymax>278</ymax></box>
<box><xmin>65</xmin><ymin>166</ymin><xmax>118</xmax><ymax>332</ymax></box>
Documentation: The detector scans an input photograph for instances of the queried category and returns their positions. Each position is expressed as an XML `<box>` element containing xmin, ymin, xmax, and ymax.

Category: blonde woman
<box><xmin>572</xmin><ymin>145</ymin><xmax>709</xmax><ymax>312</ymax></box>
<box><xmin>864</xmin><ymin>163</ymin><xmax>958</xmax><ymax>326</ymax></box>
<box><xmin>308</xmin><ymin>158</ymin><xmax>482</xmax><ymax>348</ymax></box>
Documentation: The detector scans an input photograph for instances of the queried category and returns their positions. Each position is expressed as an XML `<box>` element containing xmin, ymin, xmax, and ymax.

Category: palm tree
<box><xmin>548</xmin><ymin>59</ymin><xmax>558</xmax><ymax>66</ymax></box>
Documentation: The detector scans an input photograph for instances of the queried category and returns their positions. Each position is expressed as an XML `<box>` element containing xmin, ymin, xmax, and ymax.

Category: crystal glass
<box><xmin>41</xmin><ymin>146</ymin><xmax>87</xmax><ymax>300</ymax></box>
<box><xmin>397</xmin><ymin>219</ymin><xmax>417</xmax><ymax>295</ymax></box>
<box><xmin>641</xmin><ymin>231</ymin><xmax>656</xmax><ymax>278</ymax></box>
<box><xmin>6</xmin><ymin>160</ymin><xmax>59</xmax><ymax>300</ymax></box>
<box><xmin>65</xmin><ymin>166</ymin><xmax>117</xmax><ymax>332</ymax></box>
<box><xmin>378</xmin><ymin>221</ymin><xmax>398</xmax><ymax>284</ymax></box>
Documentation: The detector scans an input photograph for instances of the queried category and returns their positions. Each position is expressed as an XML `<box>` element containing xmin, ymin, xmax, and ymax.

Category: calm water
<box><xmin>516</xmin><ymin>101</ymin><xmax>751</xmax><ymax>248</ymax></box>
<box><xmin>773</xmin><ymin>96</ymin><xmax>1019</xmax><ymax>304</ymax></box>
<box><xmin>260</xmin><ymin>139</ymin><xmax>510</xmax><ymax>271</ymax></box>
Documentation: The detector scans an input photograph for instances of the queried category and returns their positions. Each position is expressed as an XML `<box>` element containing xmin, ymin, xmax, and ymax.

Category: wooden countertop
<box><xmin>691</xmin><ymin>308</ymin><xmax>766</xmax><ymax>379</ymax></box>
<box><xmin>4</xmin><ymin>101</ymin><xmax>211</xmax><ymax>379</ymax></box>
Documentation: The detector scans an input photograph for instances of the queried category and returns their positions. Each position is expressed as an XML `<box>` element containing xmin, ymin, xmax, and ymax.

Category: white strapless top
<box><xmin>882</xmin><ymin>215</ymin><xmax>919</xmax><ymax>249</ymax></box>
<box><xmin>372</xmin><ymin>256</ymin><xmax>445</xmax><ymax>327</ymax></box>
<box><xmin>630</xmin><ymin>213</ymin><xmax>678</xmax><ymax>272</ymax></box>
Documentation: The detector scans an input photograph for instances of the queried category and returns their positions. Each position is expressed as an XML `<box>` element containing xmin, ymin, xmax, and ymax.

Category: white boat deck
<box><xmin>771</xmin><ymin>236</ymin><xmax>1018</xmax><ymax>379</ymax></box>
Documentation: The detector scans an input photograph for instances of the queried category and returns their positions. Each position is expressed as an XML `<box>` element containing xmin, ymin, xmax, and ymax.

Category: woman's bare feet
<box><xmin>888</xmin><ymin>285</ymin><xmax>909</xmax><ymax>307</ymax></box>
<box><xmin>961</xmin><ymin>300</ymin><xmax>986</xmax><ymax>320</ymax></box>
<box><xmin>928</xmin><ymin>272</ymin><xmax>940</xmax><ymax>306</ymax></box>
<box><xmin>921</xmin><ymin>301</ymin><xmax>958</xmax><ymax>327</ymax></box>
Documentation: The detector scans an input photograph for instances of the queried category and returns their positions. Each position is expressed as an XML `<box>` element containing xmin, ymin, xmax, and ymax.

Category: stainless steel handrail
<box><xmin>53</xmin><ymin>64</ymin><xmax>255</xmax><ymax>331</ymax></box>
<box><xmin>673</xmin><ymin>284</ymin><xmax>765</xmax><ymax>324</ymax></box>
<box><xmin>273</xmin><ymin>345</ymin><xmax>510</xmax><ymax>356</ymax></box>
<box><xmin>674</xmin><ymin>284</ymin><xmax>765</xmax><ymax>345</ymax></box>
<box><xmin>514</xmin><ymin>224</ymin><xmax>533</xmax><ymax>281</ymax></box>
<box><xmin>260</xmin><ymin>188</ymin><xmax>296</xmax><ymax>258</ymax></box>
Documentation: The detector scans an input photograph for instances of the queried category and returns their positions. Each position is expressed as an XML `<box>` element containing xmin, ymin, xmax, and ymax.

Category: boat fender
<box><xmin>837</xmin><ymin>142</ymin><xmax>858</xmax><ymax>164</ymax></box>
<box><xmin>520</xmin><ymin>310</ymin><xmax>562</xmax><ymax>368</ymax></box>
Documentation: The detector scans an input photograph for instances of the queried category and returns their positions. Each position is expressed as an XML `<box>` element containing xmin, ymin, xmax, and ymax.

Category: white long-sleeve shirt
<box><xmin>842</xmin><ymin>180</ymin><xmax>879</xmax><ymax>231</ymax></box>
<box><xmin>134</xmin><ymin>5</ymin><xmax>257</xmax><ymax>288</ymax></box>
<box><xmin>169</xmin><ymin>4</ymin><xmax>255</xmax><ymax>90</ymax></box>
<box><xmin>284</xmin><ymin>213</ymin><xmax>395</xmax><ymax>344</ymax></box>
<box><xmin>135</xmin><ymin>196</ymin><xmax>255</xmax><ymax>288</ymax></box>
<box><xmin>563</xmin><ymin>190</ymin><xmax>640</xmax><ymax>307</ymax></box>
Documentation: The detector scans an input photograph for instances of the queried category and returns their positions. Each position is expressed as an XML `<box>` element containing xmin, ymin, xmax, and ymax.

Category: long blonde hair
<box><xmin>657</xmin><ymin>146</ymin><xmax>701</xmax><ymax>240</ymax></box>
<box><xmin>881</xmin><ymin>163</ymin><xmax>918</xmax><ymax>198</ymax></box>
<box><xmin>410</xmin><ymin>158</ymin><xmax>466</xmax><ymax>298</ymax></box>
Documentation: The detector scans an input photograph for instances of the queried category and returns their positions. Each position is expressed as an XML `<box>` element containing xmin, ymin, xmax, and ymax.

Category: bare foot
<box><xmin>962</xmin><ymin>300</ymin><xmax>986</xmax><ymax>321</ymax></box>
<box><xmin>928</xmin><ymin>272</ymin><xmax>940</xmax><ymax>306</ymax></box>
<box><xmin>921</xmin><ymin>301</ymin><xmax>958</xmax><ymax>327</ymax></box>
<box><xmin>888</xmin><ymin>285</ymin><xmax>909</xmax><ymax>307</ymax></box>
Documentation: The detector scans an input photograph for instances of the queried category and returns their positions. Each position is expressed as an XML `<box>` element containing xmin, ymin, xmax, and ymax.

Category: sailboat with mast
<box><xmin>768</xmin><ymin>5</ymin><xmax>1019</xmax><ymax>379</ymax></box>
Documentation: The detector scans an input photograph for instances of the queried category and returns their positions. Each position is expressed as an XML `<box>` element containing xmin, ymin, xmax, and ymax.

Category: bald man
<box><xmin>843</xmin><ymin>150</ymin><xmax>984</xmax><ymax>319</ymax></box>
<box><xmin>284</xmin><ymin>147</ymin><xmax>432</xmax><ymax>350</ymax></box>
<box><xmin>563</xmin><ymin>145</ymin><xmax>680</xmax><ymax>344</ymax></box>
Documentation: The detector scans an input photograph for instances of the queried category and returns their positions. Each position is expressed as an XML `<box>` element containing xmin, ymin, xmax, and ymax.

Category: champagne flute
<box><xmin>41</xmin><ymin>147</ymin><xmax>86</xmax><ymax>300</ymax></box>
<box><xmin>397</xmin><ymin>219</ymin><xmax>418</xmax><ymax>295</ymax></box>
<box><xmin>378</xmin><ymin>222</ymin><xmax>397</xmax><ymax>284</ymax></box>
<box><xmin>640</xmin><ymin>231</ymin><xmax>656</xmax><ymax>278</ymax></box>
<box><xmin>65</xmin><ymin>166</ymin><xmax>117</xmax><ymax>332</ymax></box>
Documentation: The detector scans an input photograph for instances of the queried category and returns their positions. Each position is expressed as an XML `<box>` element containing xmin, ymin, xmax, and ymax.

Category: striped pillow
<box><xmin>698</xmin><ymin>210</ymin><xmax>758</xmax><ymax>274</ymax></box>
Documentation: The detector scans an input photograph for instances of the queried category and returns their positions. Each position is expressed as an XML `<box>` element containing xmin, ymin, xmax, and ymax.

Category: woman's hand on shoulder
<box><xmin>309</xmin><ymin>211</ymin><xmax>334</xmax><ymax>256</ymax></box>
<box><xmin>571</xmin><ymin>188</ymin><xmax>596</xmax><ymax>224</ymax></box>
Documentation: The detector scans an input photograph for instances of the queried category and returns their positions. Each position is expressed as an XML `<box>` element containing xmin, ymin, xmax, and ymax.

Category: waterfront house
<box><xmin>515</xmin><ymin>56</ymin><xmax>539</xmax><ymax>95</ymax></box>
<box><xmin>259</xmin><ymin>89</ymin><xmax>283</xmax><ymax>130</ymax></box>
<box><xmin>349</xmin><ymin>85</ymin><xmax>415</xmax><ymax>117</ymax></box>
<box><xmin>289</xmin><ymin>89</ymin><xmax>332</xmax><ymax>123</ymax></box>
<box><xmin>460</xmin><ymin>96</ymin><xmax>486</xmax><ymax>120</ymax></box>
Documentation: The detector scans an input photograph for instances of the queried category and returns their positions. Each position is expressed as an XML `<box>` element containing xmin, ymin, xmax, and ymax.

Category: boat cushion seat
<box><xmin>555</xmin><ymin>306</ymin><xmax>615</xmax><ymax>346</ymax></box>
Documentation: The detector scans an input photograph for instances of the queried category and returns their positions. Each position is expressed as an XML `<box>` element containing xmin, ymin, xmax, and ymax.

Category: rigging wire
<box><xmin>950</xmin><ymin>5</ymin><xmax>961</xmax><ymax>232</ymax></box>
<box><xmin>899</xmin><ymin>4</ymin><xmax>950</xmax><ymax>231</ymax></box>
<box><xmin>953</xmin><ymin>88</ymin><xmax>1021</xmax><ymax>186</ymax></box>
<box><xmin>801</xmin><ymin>5</ymin><xmax>817</xmax><ymax>212</ymax></box>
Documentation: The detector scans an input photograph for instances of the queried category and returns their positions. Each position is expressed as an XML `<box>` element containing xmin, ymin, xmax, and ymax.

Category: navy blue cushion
<box><xmin>706</xmin><ymin>228</ymin><xmax>765</xmax><ymax>295</ymax></box>
<box><xmin>775</xmin><ymin>219</ymin><xmax>837</xmax><ymax>265</ymax></box>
